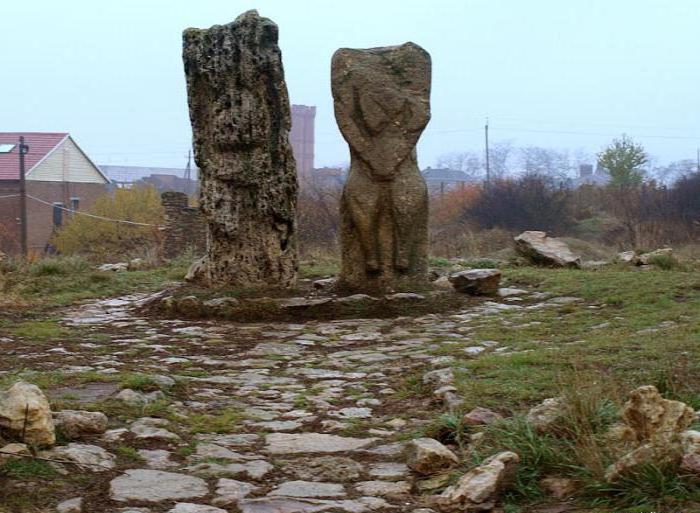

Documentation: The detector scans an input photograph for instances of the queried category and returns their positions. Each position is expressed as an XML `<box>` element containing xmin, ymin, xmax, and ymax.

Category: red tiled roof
<box><xmin>0</xmin><ymin>132</ymin><xmax>69</xmax><ymax>180</ymax></box>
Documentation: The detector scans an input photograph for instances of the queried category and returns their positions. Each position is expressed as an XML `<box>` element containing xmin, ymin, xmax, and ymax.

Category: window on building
<box><xmin>53</xmin><ymin>203</ymin><xmax>64</xmax><ymax>227</ymax></box>
<box><xmin>0</xmin><ymin>144</ymin><xmax>16</xmax><ymax>153</ymax></box>
<box><xmin>70</xmin><ymin>197</ymin><xmax>80</xmax><ymax>212</ymax></box>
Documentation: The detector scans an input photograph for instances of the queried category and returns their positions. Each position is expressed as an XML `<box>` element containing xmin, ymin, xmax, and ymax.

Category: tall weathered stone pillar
<box><xmin>331</xmin><ymin>43</ymin><xmax>431</xmax><ymax>291</ymax></box>
<box><xmin>182</xmin><ymin>10</ymin><xmax>298</xmax><ymax>287</ymax></box>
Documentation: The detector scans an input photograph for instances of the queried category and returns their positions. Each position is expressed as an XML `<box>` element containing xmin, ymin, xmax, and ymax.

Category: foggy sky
<box><xmin>2</xmin><ymin>0</ymin><xmax>699</xmax><ymax>172</ymax></box>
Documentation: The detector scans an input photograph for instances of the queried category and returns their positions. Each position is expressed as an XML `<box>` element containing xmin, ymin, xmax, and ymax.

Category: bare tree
<box><xmin>518</xmin><ymin>146</ymin><xmax>572</xmax><ymax>181</ymax></box>
<box><xmin>652</xmin><ymin>159</ymin><xmax>696</xmax><ymax>185</ymax></box>
<box><xmin>435</xmin><ymin>151</ymin><xmax>484</xmax><ymax>180</ymax></box>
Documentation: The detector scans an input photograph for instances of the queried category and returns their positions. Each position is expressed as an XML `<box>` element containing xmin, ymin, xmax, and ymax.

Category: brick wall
<box><xmin>0</xmin><ymin>180</ymin><xmax>106</xmax><ymax>256</ymax></box>
<box><xmin>26</xmin><ymin>181</ymin><xmax>108</xmax><ymax>254</ymax></box>
<box><xmin>161</xmin><ymin>191</ymin><xmax>206</xmax><ymax>259</ymax></box>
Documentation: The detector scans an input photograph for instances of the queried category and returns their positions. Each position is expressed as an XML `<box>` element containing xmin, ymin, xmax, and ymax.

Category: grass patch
<box><xmin>114</xmin><ymin>445</ymin><xmax>144</xmax><ymax>462</ymax></box>
<box><xmin>0</xmin><ymin>458</ymin><xmax>59</xmax><ymax>478</ymax></box>
<box><xmin>96</xmin><ymin>397</ymin><xmax>171</xmax><ymax>421</ymax></box>
<box><xmin>299</xmin><ymin>256</ymin><xmax>339</xmax><ymax>278</ymax></box>
<box><xmin>120</xmin><ymin>374</ymin><xmax>159</xmax><ymax>392</ymax></box>
<box><xmin>646</xmin><ymin>253</ymin><xmax>681</xmax><ymax>270</ymax></box>
<box><xmin>446</xmin><ymin>267</ymin><xmax>700</xmax><ymax>412</ymax></box>
<box><xmin>10</xmin><ymin>320</ymin><xmax>67</xmax><ymax>340</ymax></box>
<box><xmin>177</xmin><ymin>407</ymin><xmax>244</xmax><ymax>434</ymax></box>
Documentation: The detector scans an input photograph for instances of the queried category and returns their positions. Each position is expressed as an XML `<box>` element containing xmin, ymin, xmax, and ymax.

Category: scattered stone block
<box><xmin>448</xmin><ymin>269</ymin><xmax>501</xmax><ymax>295</ymax></box>
<box><xmin>56</xmin><ymin>497</ymin><xmax>83</xmax><ymax>513</ymax></box>
<box><xmin>54</xmin><ymin>410</ymin><xmax>108</xmax><ymax>440</ymax></box>
<box><xmin>526</xmin><ymin>397</ymin><xmax>566</xmax><ymax>433</ymax></box>
<box><xmin>404</xmin><ymin>438</ymin><xmax>459</xmax><ymax>475</ymax></box>
<box><xmin>462</xmin><ymin>407</ymin><xmax>503</xmax><ymax>426</ymax></box>
<box><xmin>514</xmin><ymin>231</ymin><xmax>581</xmax><ymax>268</ymax></box>
<box><xmin>605</xmin><ymin>385</ymin><xmax>695</xmax><ymax>481</ymax></box>
<box><xmin>437</xmin><ymin>451</ymin><xmax>519</xmax><ymax>512</ymax></box>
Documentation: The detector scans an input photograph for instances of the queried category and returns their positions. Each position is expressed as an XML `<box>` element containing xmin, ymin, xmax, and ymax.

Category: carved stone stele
<box><xmin>331</xmin><ymin>43</ymin><xmax>431</xmax><ymax>291</ymax></box>
<box><xmin>182</xmin><ymin>10</ymin><xmax>298</xmax><ymax>287</ymax></box>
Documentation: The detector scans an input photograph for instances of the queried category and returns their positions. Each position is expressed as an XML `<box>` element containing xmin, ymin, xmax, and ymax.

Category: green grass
<box><xmin>0</xmin><ymin>370</ymin><xmax>113</xmax><ymax>392</ymax></box>
<box><xmin>646</xmin><ymin>253</ymin><xmax>681</xmax><ymax>270</ymax></box>
<box><xmin>299</xmin><ymin>257</ymin><xmax>339</xmax><ymax>278</ymax></box>
<box><xmin>114</xmin><ymin>445</ymin><xmax>144</xmax><ymax>462</ymax></box>
<box><xmin>120</xmin><ymin>374</ymin><xmax>159</xmax><ymax>392</ymax></box>
<box><xmin>96</xmin><ymin>397</ymin><xmax>171</xmax><ymax>421</ymax></box>
<box><xmin>10</xmin><ymin>320</ymin><xmax>67</xmax><ymax>340</ymax></box>
<box><xmin>175</xmin><ymin>407</ymin><xmax>244</xmax><ymax>434</ymax></box>
<box><xmin>438</xmin><ymin>267</ymin><xmax>700</xmax><ymax>412</ymax></box>
<box><xmin>0</xmin><ymin>458</ymin><xmax>59</xmax><ymax>478</ymax></box>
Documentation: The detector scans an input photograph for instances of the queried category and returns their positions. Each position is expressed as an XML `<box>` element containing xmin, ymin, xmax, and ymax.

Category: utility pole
<box><xmin>696</xmin><ymin>148</ymin><xmax>699</xmax><ymax>173</ymax></box>
<box><xmin>18</xmin><ymin>136</ymin><xmax>29</xmax><ymax>258</ymax></box>
<box><xmin>484</xmin><ymin>118</ymin><xmax>491</xmax><ymax>185</ymax></box>
<box><xmin>184</xmin><ymin>150</ymin><xmax>192</xmax><ymax>196</ymax></box>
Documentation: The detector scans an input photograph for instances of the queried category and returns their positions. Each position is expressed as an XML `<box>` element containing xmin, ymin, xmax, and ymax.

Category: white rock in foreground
<box><xmin>0</xmin><ymin>381</ymin><xmax>55</xmax><ymax>446</ymax></box>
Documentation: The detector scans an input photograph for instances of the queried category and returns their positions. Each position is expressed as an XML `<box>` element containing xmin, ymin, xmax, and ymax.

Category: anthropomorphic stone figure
<box><xmin>182</xmin><ymin>10</ymin><xmax>298</xmax><ymax>287</ymax></box>
<box><xmin>331</xmin><ymin>43</ymin><xmax>431</xmax><ymax>291</ymax></box>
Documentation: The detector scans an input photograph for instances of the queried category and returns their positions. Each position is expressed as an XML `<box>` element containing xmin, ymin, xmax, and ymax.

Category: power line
<box><xmin>494</xmin><ymin>126</ymin><xmax>700</xmax><ymax>140</ymax></box>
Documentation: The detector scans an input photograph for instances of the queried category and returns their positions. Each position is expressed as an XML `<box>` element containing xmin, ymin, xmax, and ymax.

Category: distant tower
<box><xmin>290</xmin><ymin>105</ymin><xmax>316</xmax><ymax>177</ymax></box>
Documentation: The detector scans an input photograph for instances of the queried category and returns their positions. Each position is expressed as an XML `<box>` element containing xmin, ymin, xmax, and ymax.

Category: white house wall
<box><xmin>27</xmin><ymin>138</ymin><xmax>107</xmax><ymax>184</ymax></box>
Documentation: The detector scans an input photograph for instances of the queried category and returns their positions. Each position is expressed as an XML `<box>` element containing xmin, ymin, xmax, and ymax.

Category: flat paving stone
<box><xmin>265</xmin><ymin>433</ymin><xmax>376</xmax><ymax>454</ymax></box>
<box><xmin>238</xmin><ymin>497</ymin><xmax>390</xmax><ymax>513</ymax></box>
<box><xmin>110</xmin><ymin>469</ymin><xmax>208</xmax><ymax>503</ymax></box>
<box><xmin>269</xmin><ymin>480</ymin><xmax>346</xmax><ymax>498</ymax></box>
<box><xmin>166</xmin><ymin>504</ymin><xmax>227</xmax><ymax>513</ymax></box>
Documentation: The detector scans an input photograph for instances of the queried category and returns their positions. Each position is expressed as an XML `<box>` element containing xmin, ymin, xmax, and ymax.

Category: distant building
<box><xmin>290</xmin><ymin>105</ymin><xmax>316</xmax><ymax>177</ymax></box>
<box><xmin>422</xmin><ymin>167</ymin><xmax>478</xmax><ymax>194</ymax></box>
<box><xmin>100</xmin><ymin>165</ymin><xmax>198</xmax><ymax>195</ymax></box>
<box><xmin>0</xmin><ymin>132</ymin><xmax>110</xmax><ymax>255</ymax></box>
<box><xmin>571</xmin><ymin>163</ymin><xmax>610</xmax><ymax>188</ymax></box>
<box><xmin>303</xmin><ymin>166</ymin><xmax>346</xmax><ymax>188</ymax></box>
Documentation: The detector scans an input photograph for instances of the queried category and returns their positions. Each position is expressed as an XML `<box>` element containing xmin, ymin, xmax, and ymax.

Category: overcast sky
<box><xmin>2</xmin><ymin>0</ymin><xmax>699</xmax><ymax>172</ymax></box>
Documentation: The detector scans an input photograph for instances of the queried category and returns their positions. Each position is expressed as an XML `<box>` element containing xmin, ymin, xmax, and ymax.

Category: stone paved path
<box><xmin>4</xmin><ymin>287</ymin><xmax>576</xmax><ymax>512</ymax></box>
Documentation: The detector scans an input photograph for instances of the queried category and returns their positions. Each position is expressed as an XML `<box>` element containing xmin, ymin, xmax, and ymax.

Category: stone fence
<box><xmin>160</xmin><ymin>191</ymin><xmax>206</xmax><ymax>259</ymax></box>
